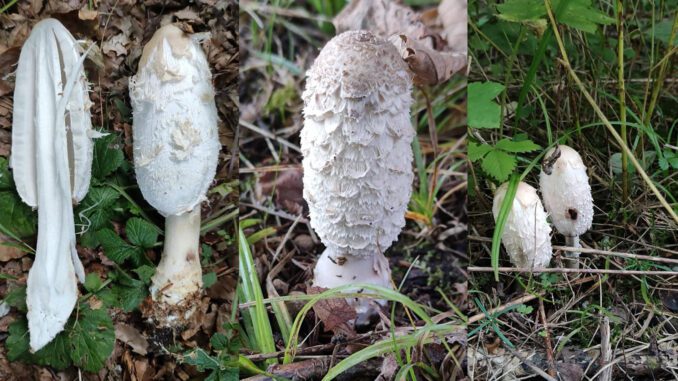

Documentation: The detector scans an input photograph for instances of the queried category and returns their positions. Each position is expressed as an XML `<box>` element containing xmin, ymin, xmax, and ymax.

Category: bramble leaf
<box><xmin>481</xmin><ymin>150</ymin><xmax>517</xmax><ymax>182</ymax></box>
<box><xmin>468</xmin><ymin>82</ymin><xmax>505</xmax><ymax>129</ymax></box>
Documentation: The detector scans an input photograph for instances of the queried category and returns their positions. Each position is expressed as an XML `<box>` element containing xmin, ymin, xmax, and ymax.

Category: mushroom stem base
<box><xmin>313</xmin><ymin>248</ymin><xmax>392</xmax><ymax>314</ymax></box>
<box><xmin>148</xmin><ymin>207</ymin><xmax>203</xmax><ymax>327</ymax></box>
<box><xmin>564</xmin><ymin>235</ymin><xmax>580</xmax><ymax>269</ymax></box>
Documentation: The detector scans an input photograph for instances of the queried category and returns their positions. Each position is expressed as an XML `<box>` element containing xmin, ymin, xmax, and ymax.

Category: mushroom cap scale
<box><xmin>493</xmin><ymin>182</ymin><xmax>552</xmax><ymax>269</ymax></box>
<box><xmin>130</xmin><ymin>25</ymin><xmax>219</xmax><ymax>217</ymax></box>
<box><xmin>539</xmin><ymin>145</ymin><xmax>593</xmax><ymax>237</ymax></box>
<box><xmin>301</xmin><ymin>31</ymin><xmax>413</xmax><ymax>258</ymax></box>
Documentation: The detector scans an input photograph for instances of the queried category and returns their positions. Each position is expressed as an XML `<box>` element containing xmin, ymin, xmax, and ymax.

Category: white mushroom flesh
<box><xmin>11</xmin><ymin>19</ymin><xmax>94</xmax><ymax>351</ymax></box>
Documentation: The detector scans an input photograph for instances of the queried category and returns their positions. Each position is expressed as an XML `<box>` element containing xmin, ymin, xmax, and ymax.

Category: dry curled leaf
<box><xmin>390</xmin><ymin>34</ymin><xmax>466</xmax><ymax>86</ymax></box>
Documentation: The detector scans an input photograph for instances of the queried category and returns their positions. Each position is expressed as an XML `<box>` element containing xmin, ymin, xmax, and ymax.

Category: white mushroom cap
<box><xmin>492</xmin><ymin>182</ymin><xmax>552</xmax><ymax>269</ymax></box>
<box><xmin>301</xmin><ymin>30</ymin><xmax>414</xmax><ymax>258</ymax></box>
<box><xmin>539</xmin><ymin>145</ymin><xmax>593</xmax><ymax>237</ymax></box>
<box><xmin>129</xmin><ymin>24</ymin><xmax>220</xmax><ymax>217</ymax></box>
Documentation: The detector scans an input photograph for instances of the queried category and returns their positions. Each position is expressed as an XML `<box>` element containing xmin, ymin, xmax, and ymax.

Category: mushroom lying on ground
<box><xmin>129</xmin><ymin>24</ymin><xmax>220</xmax><ymax>326</ymax></box>
<box><xmin>492</xmin><ymin>182</ymin><xmax>552</xmax><ymax>269</ymax></box>
<box><xmin>539</xmin><ymin>145</ymin><xmax>593</xmax><ymax>268</ymax></box>
<box><xmin>11</xmin><ymin>18</ymin><xmax>95</xmax><ymax>351</ymax></box>
<box><xmin>301</xmin><ymin>30</ymin><xmax>414</xmax><ymax>315</ymax></box>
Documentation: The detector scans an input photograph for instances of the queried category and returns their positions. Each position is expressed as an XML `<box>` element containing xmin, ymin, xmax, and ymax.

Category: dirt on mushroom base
<box><xmin>0</xmin><ymin>1</ymin><xmax>238</xmax><ymax>379</ymax></box>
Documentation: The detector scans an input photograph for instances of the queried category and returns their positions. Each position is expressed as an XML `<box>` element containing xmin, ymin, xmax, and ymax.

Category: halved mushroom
<box><xmin>11</xmin><ymin>18</ymin><xmax>95</xmax><ymax>351</ymax></box>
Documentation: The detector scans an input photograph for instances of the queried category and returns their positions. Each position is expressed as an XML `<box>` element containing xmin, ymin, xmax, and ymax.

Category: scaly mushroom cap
<box><xmin>301</xmin><ymin>30</ymin><xmax>414</xmax><ymax>257</ymax></box>
<box><xmin>539</xmin><ymin>145</ymin><xmax>593</xmax><ymax>237</ymax></box>
<box><xmin>129</xmin><ymin>24</ymin><xmax>220</xmax><ymax>217</ymax></box>
<box><xmin>493</xmin><ymin>182</ymin><xmax>552</xmax><ymax>268</ymax></box>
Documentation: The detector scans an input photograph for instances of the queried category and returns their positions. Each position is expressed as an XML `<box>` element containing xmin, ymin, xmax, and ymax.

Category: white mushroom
<box><xmin>539</xmin><ymin>145</ymin><xmax>593</xmax><ymax>268</ymax></box>
<box><xmin>301</xmin><ymin>30</ymin><xmax>414</xmax><ymax>313</ymax></box>
<box><xmin>129</xmin><ymin>24</ymin><xmax>220</xmax><ymax>326</ymax></box>
<box><xmin>492</xmin><ymin>182</ymin><xmax>552</xmax><ymax>269</ymax></box>
<box><xmin>11</xmin><ymin>19</ymin><xmax>95</xmax><ymax>351</ymax></box>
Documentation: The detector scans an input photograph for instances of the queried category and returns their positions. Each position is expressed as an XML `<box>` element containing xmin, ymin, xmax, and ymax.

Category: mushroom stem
<box><xmin>313</xmin><ymin>248</ymin><xmax>392</xmax><ymax>314</ymax></box>
<box><xmin>564</xmin><ymin>235</ymin><xmax>580</xmax><ymax>269</ymax></box>
<box><xmin>150</xmin><ymin>207</ymin><xmax>202</xmax><ymax>309</ymax></box>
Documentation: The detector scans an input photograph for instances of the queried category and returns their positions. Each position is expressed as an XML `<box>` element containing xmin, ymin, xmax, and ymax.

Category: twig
<box><xmin>538</xmin><ymin>299</ymin><xmax>556</xmax><ymax>378</ymax></box>
<box><xmin>240</xmin><ymin>119</ymin><xmax>301</xmax><ymax>153</ymax></box>
<box><xmin>600</xmin><ymin>316</ymin><xmax>613</xmax><ymax>381</ymax></box>
<box><xmin>468</xmin><ymin>267</ymin><xmax>678</xmax><ymax>276</ymax></box>
<box><xmin>468</xmin><ymin>235</ymin><xmax>678</xmax><ymax>265</ymax></box>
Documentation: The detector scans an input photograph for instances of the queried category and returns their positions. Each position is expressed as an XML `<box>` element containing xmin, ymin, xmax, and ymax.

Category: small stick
<box><xmin>468</xmin><ymin>267</ymin><xmax>678</xmax><ymax>276</ymax></box>
<box><xmin>600</xmin><ymin>316</ymin><xmax>613</xmax><ymax>381</ymax></box>
<box><xmin>538</xmin><ymin>299</ymin><xmax>556</xmax><ymax>377</ymax></box>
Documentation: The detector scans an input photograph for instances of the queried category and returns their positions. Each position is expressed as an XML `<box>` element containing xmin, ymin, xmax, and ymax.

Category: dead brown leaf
<box><xmin>390</xmin><ymin>34</ymin><xmax>466</xmax><ymax>86</ymax></box>
<box><xmin>115</xmin><ymin>323</ymin><xmax>150</xmax><ymax>356</ymax></box>
<box><xmin>308</xmin><ymin>286</ymin><xmax>357</xmax><ymax>336</ymax></box>
<box><xmin>255</xmin><ymin>167</ymin><xmax>306</xmax><ymax>215</ymax></box>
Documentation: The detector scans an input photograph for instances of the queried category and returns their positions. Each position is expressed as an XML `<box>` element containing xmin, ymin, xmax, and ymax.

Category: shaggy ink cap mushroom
<box><xmin>301</xmin><ymin>30</ymin><xmax>414</xmax><ymax>313</ymax></box>
<box><xmin>539</xmin><ymin>145</ymin><xmax>593</xmax><ymax>268</ymax></box>
<box><xmin>492</xmin><ymin>182</ymin><xmax>553</xmax><ymax>269</ymax></box>
<box><xmin>12</xmin><ymin>18</ymin><xmax>95</xmax><ymax>351</ymax></box>
<box><xmin>129</xmin><ymin>24</ymin><xmax>220</xmax><ymax>326</ymax></box>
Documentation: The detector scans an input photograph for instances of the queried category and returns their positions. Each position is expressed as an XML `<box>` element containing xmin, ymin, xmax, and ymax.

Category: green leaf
<box><xmin>203</xmin><ymin>272</ymin><xmax>218</xmax><ymax>289</ymax></box>
<box><xmin>495</xmin><ymin>138</ymin><xmax>541</xmax><ymax>153</ymax></box>
<box><xmin>6</xmin><ymin>318</ymin><xmax>31</xmax><ymax>361</ymax></box>
<box><xmin>0</xmin><ymin>191</ymin><xmax>37</xmax><ymax>238</ymax></box>
<box><xmin>468</xmin><ymin>142</ymin><xmax>494</xmax><ymax>161</ymax></box>
<box><xmin>126</xmin><ymin>217</ymin><xmax>159</xmax><ymax>249</ymax></box>
<box><xmin>481</xmin><ymin>150</ymin><xmax>517</xmax><ymax>182</ymax></box>
<box><xmin>96</xmin><ymin>229</ymin><xmax>142</xmax><ymax>264</ymax></box>
<box><xmin>516</xmin><ymin>304</ymin><xmax>534</xmax><ymax>314</ymax></box>
<box><xmin>210</xmin><ymin>333</ymin><xmax>229</xmax><ymax>351</ymax></box>
<box><xmin>133</xmin><ymin>265</ymin><xmax>155</xmax><ymax>284</ymax></box>
<box><xmin>77</xmin><ymin>186</ymin><xmax>121</xmax><ymax>231</ymax></box>
<box><xmin>183</xmin><ymin>348</ymin><xmax>222</xmax><ymax>371</ymax></box>
<box><xmin>68</xmin><ymin>306</ymin><xmax>115</xmax><ymax>372</ymax></box>
<box><xmin>0</xmin><ymin>157</ymin><xmax>13</xmax><ymax>190</ymax></box>
<box><xmin>84</xmin><ymin>273</ymin><xmax>103</xmax><ymax>293</ymax></box>
<box><xmin>468</xmin><ymin>82</ymin><xmax>505</xmax><ymax>129</ymax></box>
<box><xmin>497</xmin><ymin>0</ymin><xmax>614</xmax><ymax>34</ymax></box>
<box><xmin>92</xmin><ymin>134</ymin><xmax>124</xmax><ymax>180</ymax></box>
<box><xmin>4</xmin><ymin>285</ymin><xmax>27</xmax><ymax>312</ymax></box>
<box><xmin>110</xmin><ymin>272</ymin><xmax>147</xmax><ymax>312</ymax></box>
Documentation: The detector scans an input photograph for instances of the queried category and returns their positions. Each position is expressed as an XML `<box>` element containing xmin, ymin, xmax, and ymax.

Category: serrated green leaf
<box><xmin>68</xmin><ymin>306</ymin><xmax>115</xmax><ymax>372</ymax></box>
<box><xmin>92</xmin><ymin>134</ymin><xmax>124</xmax><ymax>180</ymax></box>
<box><xmin>203</xmin><ymin>272</ymin><xmax>218</xmax><ymax>289</ymax></box>
<box><xmin>4</xmin><ymin>285</ymin><xmax>27</xmax><ymax>312</ymax></box>
<box><xmin>96</xmin><ymin>229</ymin><xmax>141</xmax><ymax>264</ymax></box>
<box><xmin>0</xmin><ymin>191</ymin><xmax>37</xmax><ymax>238</ymax></box>
<box><xmin>133</xmin><ymin>265</ymin><xmax>155</xmax><ymax>284</ymax></box>
<box><xmin>497</xmin><ymin>0</ymin><xmax>614</xmax><ymax>34</ymax></box>
<box><xmin>481</xmin><ymin>150</ymin><xmax>517</xmax><ymax>182</ymax></box>
<box><xmin>6</xmin><ymin>318</ymin><xmax>30</xmax><ymax>361</ymax></box>
<box><xmin>126</xmin><ymin>217</ymin><xmax>159</xmax><ymax>249</ymax></box>
<box><xmin>84</xmin><ymin>273</ymin><xmax>103</xmax><ymax>292</ymax></box>
<box><xmin>110</xmin><ymin>274</ymin><xmax>147</xmax><ymax>312</ymax></box>
<box><xmin>495</xmin><ymin>138</ymin><xmax>541</xmax><ymax>153</ymax></box>
<box><xmin>210</xmin><ymin>333</ymin><xmax>229</xmax><ymax>351</ymax></box>
<box><xmin>468</xmin><ymin>82</ymin><xmax>505</xmax><ymax>129</ymax></box>
<box><xmin>77</xmin><ymin>186</ymin><xmax>120</xmax><ymax>231</ymax></box>
<box><xmin>468</xmin><ymin>142</ymin><xmax>494</xmax><ymax>161</ymax></box>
